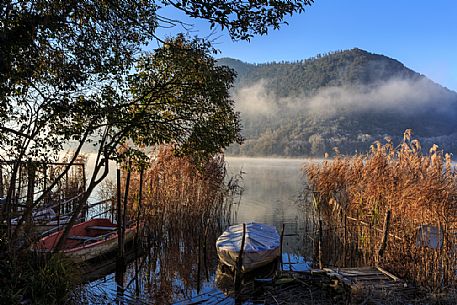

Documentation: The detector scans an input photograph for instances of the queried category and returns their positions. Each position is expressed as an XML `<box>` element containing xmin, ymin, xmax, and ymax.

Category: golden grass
<box><xmin>305</xmin><ymin>131</ymin><xmax>457</xmax><ymax>289</ymax></box>
<box><xmin>120</xmin><ymin>145</ymin><xmax>233</xmax><ymax>228</ymax></box>
<box><xmin>115</xmin><ymin>145</ymin><xmax>236</xmax><ymax>303</ymax></box>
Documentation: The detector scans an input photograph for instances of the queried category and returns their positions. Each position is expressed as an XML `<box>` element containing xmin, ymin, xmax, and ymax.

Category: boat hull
<box><xmin>34</xmin><ymin>218</ymin><xmax>137</xmax><ymax>263</ymax></box>
<box><xmin>217</xmin><ymin>247</ymin><xmax>280</xmax><ymax>272</ymax></box>
<box><xmin>216</xmin><ymin>223</ymin><xmax>281</xmax><ymax>273</ymax></box>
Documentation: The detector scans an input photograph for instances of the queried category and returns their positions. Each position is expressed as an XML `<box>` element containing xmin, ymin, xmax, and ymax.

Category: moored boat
<box><xmin>216</xmin><ymin>222</ymin><xmax>280</xmax><ymax>272</ymax></box>
<box><xmin>33</xmin><ymin>218</ymin><xmax>137</xmax><ymax>263</ymax></box>
<box><xmin>11</xmin><ymin>207</ymin><xmax>77</xmax><ymax>235</ymax></box>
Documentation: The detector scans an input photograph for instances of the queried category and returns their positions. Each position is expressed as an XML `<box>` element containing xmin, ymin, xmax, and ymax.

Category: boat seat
<box><xmin>67</xmin><ymin>235</ymin><xmax>101</xmax><ymax>241</ymax></box>
<box><xmin>86</xmin><ymin>226</ymin><xmax>117</xmax><ymax>231</ymax></box>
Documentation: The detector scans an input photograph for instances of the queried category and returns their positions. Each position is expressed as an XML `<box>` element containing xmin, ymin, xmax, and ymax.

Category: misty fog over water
<box><xmin>226</xmin><ymin>157</ymin><xmax>306</xmax><ymax>224</ymax></box>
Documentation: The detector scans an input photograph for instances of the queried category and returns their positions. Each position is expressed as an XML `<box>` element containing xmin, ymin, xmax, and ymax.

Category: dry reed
<box><xmin>305</xmin><ymin>130</ymin><xmax>457</xmax><ymax>290</ymax></box>
<box><xmin>115</xmin><ymin>145</ymin><xmax>237</xmax><ymax>304</ymax></box>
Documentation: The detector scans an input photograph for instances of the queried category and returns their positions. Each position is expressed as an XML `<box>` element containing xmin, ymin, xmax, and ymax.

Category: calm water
<box><xmin>79</xmin><ymin>157</ymin><xmax>314</xmax><ymax>304</ymax></box>
<box><xmin>226</xmin><ymin>157</ymin><xmax>311</xmax><ymax>255</ymax></box>
<box><xmin>228</xmin><ymin>157</ymin><xmax>306</xmax><ymax>223</ymax></box>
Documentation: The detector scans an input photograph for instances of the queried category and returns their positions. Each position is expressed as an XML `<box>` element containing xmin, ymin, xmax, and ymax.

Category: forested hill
<box><xmin>218</xmin><ymin>49</ymin><xmax>457</xmax><ymax>157</ymax></box>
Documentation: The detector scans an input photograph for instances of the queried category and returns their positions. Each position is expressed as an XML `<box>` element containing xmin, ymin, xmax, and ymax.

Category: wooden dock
<box><xmin>323</xmin><ymin>266</ymin><xmax>406</xmax><ymax>290</ymax></box>
<box><xmin>173</xmin><ymin>266</ymin><xmax>411</xmax><ymax>305</ymax></box>
<box><xmin>173</xmin><ymin>289</ymin><xmax>232</xmax><ymax>305</ymax></box>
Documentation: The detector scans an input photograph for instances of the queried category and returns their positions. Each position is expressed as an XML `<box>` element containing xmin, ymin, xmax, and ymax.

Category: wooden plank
<box><xmin>346</xmin><ymin>216</ymin><xmax>403</xmax><ymax>241</ymax></box>
<box><xmin>342</xmin><ymin>267</ymin><xmax>377</xmax><ymax>271</ymax></box>
<box><xmin>325</xmin><ymin>270</ymin><xmax>353</xmax><ymax>286</ymax></box>
<box><xmin>353</xmin><ymin>276</ymin><xmax>392</xmax><ymax>282</ymax></box>
<box><xmin>377</xmin><ymin>266</ymin><xmax>400</xmax><ymax>282</ymax></box>
<box><xmin>68</xmin><ymin>235</ymin><xmax>99</xmax><ymax>241</ymax></box>
<box><xmin>339</xmin><ymin>271</ymin><xmax>383</xmax><ymax>277</ymax></box>
<box><xmin>173</xmin><ymin>289</ymin><xmax>230</xmax><ymax>305</ymax></box>
<box><xmin>87</xmin><ymin>226</ymin><xmax>117</xmax><ymax>231</ymax></box>
<box><xmin>322</xmin><ymin>266</ymin><xmax>405</xmax><ymax>295</ymax></box>
<box><xmin>310</xmin><ymin>269</ymin><xmax>327</xmax><ymax>275</ymax></box>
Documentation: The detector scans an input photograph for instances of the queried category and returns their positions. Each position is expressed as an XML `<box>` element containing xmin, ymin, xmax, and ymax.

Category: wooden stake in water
<box><xmin>318</xmin><ymin>219</ymin><xmax>323</xmax><ymax>269</ymax></box>
<box><xmin>234</xmin><ymin>223</ymin><xmax>246</xmax><ymax>293</ymax></box>
<box><xmin>136</xmin><ymin>167</ymin><xmax>144</xmax><ymax>241</ymax></box>
<box><xmin>203</xmin><ymin>225</ymin><xmax>209</xmax><ymax>281</ymax></box>
<box><xmin>122</xmin><ymin>164</ymin><xmax>131</xmax><ymax>255</ymax></box>
<box><xmin>0</xmin><ymin>164</ymin><xmax>3</xmax><ymax>198</ymax></box>
<box><xmin>377</xmin><ymin>209</ymin><xmax>392</xmax><ymax>260</ymax></box>
<box><xmin>279</xmin><ymin>223</ymin><xmax>285</xmax><ymax>271</ymax></box>
<box><xmin>197</xmin><ymin>236</ymin><xmax>201</xmax><ymax>294</ymax></box>
<box><xmin>116</xmin><ymin>168</ymin><xmax>124</xmax><ymax>267</ymax></box>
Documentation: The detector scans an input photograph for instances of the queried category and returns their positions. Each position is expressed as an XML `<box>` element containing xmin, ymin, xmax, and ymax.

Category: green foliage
<box><xmin>126</xmin><ymin>35</ymin><xmax>243</xmax><ymax>162</ymax></box>
<box><xmin>220</xmin><ymin>49</ymin><xmax>419</xmax><ymax>95</ymax></box>
<box><xmin>0</xmin><ymin>0</ymin><xmax>158</xmax><ymax>162</ymax></box>
<box><xmin>28</xmin><ymin>255</ymin><xmax>80</xmax><ymax>305</ymax></box>
<box><xmin>220</xmin><ymin>49</ymin><xmax>457</xmax><ymax>157</ymax></box>
<box><xmin>164</xmin><ymin>0</ymin><xmax>314</xmax><ymax>41</ymax></box>
<box><xmin>0</xmin><ymin>254</ymin><xmax>79</xmax><ymax>305</ymax></box>
<box><xmin>0</xmin><ymin>0</ymin><xmax>315</xmax><ymax>301</ymax></box>
<box><xmin>0</xmin><ymin>0</ymin><xmax>313</xmax><ymax>162</ymax></box>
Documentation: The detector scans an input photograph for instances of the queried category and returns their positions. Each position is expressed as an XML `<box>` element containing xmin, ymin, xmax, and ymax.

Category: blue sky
<box><xmin>156</xmin><ymin>0</ymin><xmax>457</xmax><ymax>91</ymax></box>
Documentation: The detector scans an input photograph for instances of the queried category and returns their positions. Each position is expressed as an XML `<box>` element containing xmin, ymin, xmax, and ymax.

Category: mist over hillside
<box><xmin>218</xmin><ymin>49</ymin><xmax>457</xmax><ymax>157</ymax></box>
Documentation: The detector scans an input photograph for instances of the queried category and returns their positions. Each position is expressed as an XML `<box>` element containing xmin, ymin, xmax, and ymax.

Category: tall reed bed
<box><xmin>115</xmin><ymin>146</ymin><xmax>237</xmax><ymax>303</ymax></box>
<box><xmin>305</xmin><ymin>131</ymin><xmax>457</xmax><ymax>289</ymax></box>
<box><xmin>121</xmin><ymin>145</ymin><xmax>234</xmax><ymax>229</ymax></box>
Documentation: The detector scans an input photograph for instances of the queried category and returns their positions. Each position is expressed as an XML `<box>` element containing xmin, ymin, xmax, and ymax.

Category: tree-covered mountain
<box><xmin>219</xmin><ymin>49</ymin><xmax>457</xmax><ymax>157</ymax></box>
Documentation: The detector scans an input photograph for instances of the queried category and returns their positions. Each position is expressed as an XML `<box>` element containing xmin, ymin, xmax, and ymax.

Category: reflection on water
<box><xmin>76</xmin><ymin>218</ymin><xmax>224</xmax><ymax>304</ymax></box>
<box><xmin>227</xmin><ymin>157</ymin><xmax>313</xmax><ymax>256</ymax></box>
<box><xmin>227</xmin><ymin>157</ymin><xmax>306</xmax><ymax>224</ymax></box>
<box><xmin>77</xmin><ymin>157</ymin><xmax>314</xmax><ymax>304</ymax></box>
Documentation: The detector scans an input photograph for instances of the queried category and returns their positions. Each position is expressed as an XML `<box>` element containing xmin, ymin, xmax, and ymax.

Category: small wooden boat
<box><xmin>10</xmin><ymin>206</ymin><xmax>83</xmax><ymax>236</ymax></box>
<box><xmin>34</xmin><ymin>218</ymin><xmax>137</xmax><ymax>263</ymax></box>
<box><xmin>216</xmin><ymin>222</ymin><xmax>280</xmax><ymax>272</ymax></box>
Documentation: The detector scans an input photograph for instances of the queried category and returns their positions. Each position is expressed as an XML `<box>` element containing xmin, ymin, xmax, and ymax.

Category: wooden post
<box><xmin>65</xmin><ymin>171</ymin><xmax>69</xmax><ymax>214</ymax></box>
<box><xmin>115</xmin><ymin>267</ymin><xmax>125</xmax><ymax>305</ymax></box>
<box><xmin>122</xmin><ymin>165</ymin><xmax>131</xmax><ymax>251</ymax></box>
<box><xmin>318</xmin><ymin>219</ymin><xmax>323</xmax><ymax>269</ymax></box>
<box><xmin>203</xmin><ymin>225</ymin><xmax>209</xmax><ymax>281</ymax></box>
<box><xmin>81</xmin><ymin>163</ymin><xmax>87</xmax><ymax>219</ymax></box>
<box><xmin>343</xmin><ymin>213</ymin><xmax>347</xmax><ymax>267</ymax></box>
<box><xmin>0</xmin><ymin>164</ymin><xmax>4</xmax><ymax>198</ymax></box>
<box><xmin>6</xmin><ymin>162</ymin><xmax>18</xmax><ymax>245</ymax></box>
<box><xmin>24</xmin><ymin>161</ymin><xmax>36</xmax><ymax>229</ymax></box>
<box><xmin>234</xmin><ymin>223</ymin><xmax>246</xmax><ymax>293</ymax></box>
<box><xmin>197</xmin><ymin>236</ymin><xmax>201</xmax><ymax>294</ymax></box>
<box><xmin>42</xmin><ymin>163</ymin><xmax>47</xmax><ymax>206</ymax></box>
<box><xmin>377</xmin><ymin>210</ymin><xmax>392</xmax><ymax>260</ymax></box>
<box><xmin>15</xmin><ymin>163</ymin><xmax>22</xmax><ymax>212</ymax></box>
<box><xmin>135</xmin><ymin>167</ymin><xmax>144</xmax><ymax>241</ymax></box>
<box><xmin>116</xmin><ymin>168</ymin><xmax>124</xmax><ymax>267</ymax></box>
<box><xmin>279</xmin><ymin>223</ymin><xmax>285</xmax><ymax>271</ymax></box>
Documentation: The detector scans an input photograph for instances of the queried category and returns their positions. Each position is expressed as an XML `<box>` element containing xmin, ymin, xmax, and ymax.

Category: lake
<box><xmin>79</xmin><ymin>157</ymin><xmax>315</xmax><ymax>304</ymax></box>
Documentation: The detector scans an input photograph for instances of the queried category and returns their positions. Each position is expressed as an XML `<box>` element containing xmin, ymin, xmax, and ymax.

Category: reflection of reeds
<box><xmin>305</xmin><ymin>131</ymin><xmax>457</xmax><ymax>289</ymax></box>
<box><xmin>117</xmin><ymin>146</ymin><xmax>236</xmax><ymax>304</ymax></box>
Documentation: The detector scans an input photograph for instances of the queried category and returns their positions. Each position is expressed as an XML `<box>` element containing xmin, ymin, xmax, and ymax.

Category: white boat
<box><xmin>216</xmin><ymin>222</ymin><xmax>280</xmax><ymax>272</ymax></box>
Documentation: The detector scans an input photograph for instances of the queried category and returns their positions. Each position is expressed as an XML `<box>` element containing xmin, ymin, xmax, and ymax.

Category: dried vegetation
<box><xmin>114</xmin><ymin>146</ymin><xmax>238</xmax><ymax>303</ymax></box>
<box><xmin>305</xmin><ymin>130</ymin><xmax>457</xmax><ymax>290</ymax></box>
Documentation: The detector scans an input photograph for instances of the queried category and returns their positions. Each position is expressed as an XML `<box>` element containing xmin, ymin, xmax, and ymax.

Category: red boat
<box><xmin>34</xmin><ymin>218</ymin><xmax>137</xmax><ymax>263</ymax></box>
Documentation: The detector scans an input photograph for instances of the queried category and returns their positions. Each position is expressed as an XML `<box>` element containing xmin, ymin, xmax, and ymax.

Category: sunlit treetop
<box><xmin>0</xmin><ymin>0</ymin><xmax>313</xmax><ymax>162</ymax></box>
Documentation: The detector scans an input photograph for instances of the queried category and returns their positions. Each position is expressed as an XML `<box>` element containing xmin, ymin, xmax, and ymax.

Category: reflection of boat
<box><xmin>215</xmin><ymin>261</ymin><xmax>278</xmax><ymax>294</ymax></box>
<box><xmin>34</xmin><ymin>218</ymin><xmax>137</xmax><ymax>263</ymax></box>
<box><xmin>216</xmin><ymin>222</ymin><xmax>280</xmax><ymax>272</ymax></box>
<box><xmin>81</xmin><ymin>243</ymin><xmax>142</xmax><ymax>282</ymax></box>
